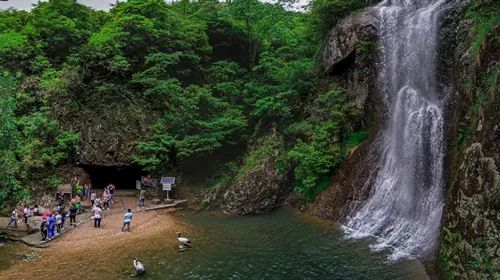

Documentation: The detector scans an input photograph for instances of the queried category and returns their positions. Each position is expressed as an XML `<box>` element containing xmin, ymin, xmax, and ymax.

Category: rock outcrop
<box><xmin>310</xmin><ymin>10</ymin><xmax>382</xmax><ymax>221</ymax></box>
<box><xmin>312</xmin><ymin>1</ymin><xmax>499</xmax><ymax>278</ymax></box>
<box><xmin>222</xmin><ymin>157</ymin><xmax>290</xmax><ymax>215</ymax></box>
<box><xmin>437</xmin><ymin>0</ymin><xmax>499</xmax><ymax>277</ymax></box>
<box><xmin>55</xmin><ymin>89</ymin><xmax>156</xmax><ymax>166</ymax></box>
<box><xmin>205</xmin><ymin>132</ymin><xmax>291</xmax><ymax>215</ymax></box>
<box><xmin>322</xmin><ymin>10</ymin><xmax>378</xmax><ymax>75</ymax></box>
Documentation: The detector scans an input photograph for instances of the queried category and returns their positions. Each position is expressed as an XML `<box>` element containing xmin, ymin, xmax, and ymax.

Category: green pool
<box><xmin>132</xmin><ymin>208</ymin><xmax>429</xmax><ymax>279</ymax></box>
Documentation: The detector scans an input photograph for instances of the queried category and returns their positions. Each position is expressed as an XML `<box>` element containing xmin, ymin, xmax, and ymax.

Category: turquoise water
<box><xmin>132</xmin><ymin>208</ymin><xmax>429</xmax><ymax>280</ymax></box>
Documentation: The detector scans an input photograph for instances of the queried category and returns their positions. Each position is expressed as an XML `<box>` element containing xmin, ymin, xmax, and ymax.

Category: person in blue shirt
<box><xmin>47</xmin><ymin>213</ymin><xmax>56</xmax><ymax>240</ymax></box>
<box><xmin>121</xmin><ymin>209</ymin><xmax>133</xmax><ymax>232</ymax></box>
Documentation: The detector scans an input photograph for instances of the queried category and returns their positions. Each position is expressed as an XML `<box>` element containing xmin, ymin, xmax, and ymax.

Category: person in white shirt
<box><xmin>55</xmin><ymin>212</ymin><xmax>63</xmax><ymax>234</ymax></box>
<box><xmin>90</xmin><ymin>190</ymin><xmax>97</xmax><ymax>206</ymax></box>
<box><xmin>92</xmin><ymin>204</ymin><xmax>102</xmax><ymax>228</ymax></box>
<box><xmin>23</xmin><ymin>205</ymin><xmax>31</xmax><ymax>224</ymax></box>
<box><xmin>8</xmin><ymin>209</ymin><xmax>18</xmax><ymax>227</ymax></box>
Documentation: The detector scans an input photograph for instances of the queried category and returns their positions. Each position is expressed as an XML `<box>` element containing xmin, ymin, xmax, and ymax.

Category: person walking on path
<box><xmin>92</xmin><ymin>204</ymin><xmax>102</xmax><ymax>228</ymax></box>
<box><xmin>121</xmin><ymin>209</ymin><xmax>133</xmax><ymax>232</ymax></box>
<box><xmin>23</xmin><ymin>205</ymin><xmax>31</xmax><ymax>224</ymax></box>
<box><xmin>7</xmin><ymin>209</ymin><xmax>18</xmax><ymax>227</ymax></box>
<box><xmin>55</xmin><ymin>212</ymin><xmax>62</xmax><ymax>234</ymax></box>
<box><xmin>138</xmin><ymin>188</ymin><xmax>145</xmax><ymax>208</ymax></box>
<box><xmin>69</xmin><ymin>204</ymin><xmax>77</xmax><ymax>226</ymax></box>
<box><xmin>40</xmin><ymin>216</ymin><xmax>48</xmax><ymax>241</ymax></box>
<box><xmin>90</xmin><ymin>190</ymin><xmax>97</xmax><ymax>207</ymax></box>
<box><xmin>47</xmin><ymin>213</ymin><xmax>56</xmax><ymax>240</ymax></box>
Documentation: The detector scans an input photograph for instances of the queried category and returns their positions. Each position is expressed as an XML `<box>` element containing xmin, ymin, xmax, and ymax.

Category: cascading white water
<box><xmin>345</xmin><ymin>0</ymin><xmax>447</xmax><ymax>260</ymax></box>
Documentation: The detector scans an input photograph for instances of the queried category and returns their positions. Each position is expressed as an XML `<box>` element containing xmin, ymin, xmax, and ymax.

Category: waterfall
<box><xmin>345</xmin><ymin>0</ymin><xmax>447</xmax><ymax>260</ymax></box>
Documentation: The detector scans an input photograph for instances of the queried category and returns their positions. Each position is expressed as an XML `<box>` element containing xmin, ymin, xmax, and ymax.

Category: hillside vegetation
<box><xmin>0</xmin><ymin>0</ymin><xmax>372</xmax><ymax>211</ymax></box>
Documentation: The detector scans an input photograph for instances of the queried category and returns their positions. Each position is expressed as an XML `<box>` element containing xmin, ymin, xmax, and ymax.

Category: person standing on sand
<box><xmin>109</xmin><ymin>184</ymin><xmax>115</xmax><ymax>204</ymax></box>
<box><xmin>95</xmin><ymin>195</ymin><xmax>102</xmax><ymax>208</ymax></box>
<box><xmin>7</xmin><ymin>209</ymin><xmax>18</xmax><ymax>227</ymax></box>
<box><xmin>92</xmin><ymin>204</ymin><xmax>102</xmax><ymax>228</ymax></box>
<box><xmin>121</xmin><ymin>209</ymin><xmax>133</xmax><ymax>232</ymax></box>
<box><xmin>138</xmin><ymin>188</ymin><xmax>145</xmax><ymax>208</ymax></box>
<box><xmin>90</xmin><ymin>190</ymin><xmax>97</xmax><ymax>207</ymax></box>
<box><xmin>102</xmin><ymin>190</ymin><xmax>110</xmax><ymax>210</ymax></box>
<box><xmin>47</xmin><ymin>213</ymin><xmax>56</xmax><ymax>240</ymax></box>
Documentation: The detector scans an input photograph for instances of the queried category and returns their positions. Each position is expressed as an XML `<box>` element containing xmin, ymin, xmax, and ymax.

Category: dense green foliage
<box><xmin>465</xmin><ymin>0</ymin><xmax>500</xmax><ymax>58</ymax></box>
<box><xmin>0</xmin><ymin>72</ymin><xmax>25</xmax><ymax>210</ymax></box>
<box><xmin>309</xmin><ymin>0</ymin><xmax>377</xmax><ymax>42</ymax></box>
<box><xmin>0</xmin><ymin>0</ymin><xmax>368</xmax><ymax>208</ymax></box>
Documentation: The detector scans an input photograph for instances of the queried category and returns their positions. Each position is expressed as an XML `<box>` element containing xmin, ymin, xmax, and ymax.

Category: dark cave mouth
<box><xmin>80</xmin><ymin>164</ymin><xmax>147</xmax><ymax>190</ymax></box>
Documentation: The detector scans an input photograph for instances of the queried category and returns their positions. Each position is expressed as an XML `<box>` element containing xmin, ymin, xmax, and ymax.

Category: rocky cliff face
<box><xmin>438</xmin><ymin>1</ymin><xmax>499</xmax><ymax>278</ymax></box>
<box><xmin>204</xmin><ymin>132</ymin><xmax>292</xmax><ymax>215</ymax></box>
<box><xmin>55</xmin><ymin>88</ymin><xmax>156</xmax><ymax>166</ymax></box>
<box><xmin>310</xmin><ymin>9</ymin><xmax>382</xmax><ymax>221</ymax></box>
<box><xmin>322</xmin><ymin>10</ymin><xmax>378</xmax><ymax>75</ymax></box>
<box><xmin>312</xmin><ymin>1</ymin><xmax>499</xmax><ymax>278</ymax></box>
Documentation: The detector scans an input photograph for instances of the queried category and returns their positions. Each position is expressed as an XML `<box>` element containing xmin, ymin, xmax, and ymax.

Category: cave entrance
<box><xmin>80</xmin><ymin>165</ymin><xmax>147</xmax><ymax>190</ymax></box>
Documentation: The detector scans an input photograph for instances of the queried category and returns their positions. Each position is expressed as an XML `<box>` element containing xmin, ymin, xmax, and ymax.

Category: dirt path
<box><xmin>0</xmin><ymin>196</ymin><xmax>189</xmax><ymax>279</ymax></box>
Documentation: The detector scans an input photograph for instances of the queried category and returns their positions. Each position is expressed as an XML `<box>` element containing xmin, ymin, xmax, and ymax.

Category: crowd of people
<box><xmin>6</xmin><ymin>183</ymin><xmax>141</xmax><ymax>241</ymax></box>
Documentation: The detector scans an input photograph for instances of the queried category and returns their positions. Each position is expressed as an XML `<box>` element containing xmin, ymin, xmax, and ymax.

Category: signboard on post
<box><xmin>162</xmin><ymin>183</ymin><xmax>172</xmax><ymax>191</ymax></box>
<box><xmin>160</xmin><ymin>177</ymin><xmax>175</xmax><ymax>185</ymax></box>
<box><xmin>161</xmin><ymin>177</ymin><xmax>175</xmax><ymax>200</ymax></box>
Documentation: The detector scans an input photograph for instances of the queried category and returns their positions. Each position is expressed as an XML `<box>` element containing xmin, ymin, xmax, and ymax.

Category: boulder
<box><xmin>222</xmin><ymin>157</ymin><xmax>290</xmax><ymax>215</ymax></box>
<box><xmin>151</xmin><ymin>198</ymin><xmax>162</xmax><ymax>205</ymax></box>
<box><xmin>322</xmin><ymin>10</ymin><xmax>378</xmax><ymax>75</ymax></box>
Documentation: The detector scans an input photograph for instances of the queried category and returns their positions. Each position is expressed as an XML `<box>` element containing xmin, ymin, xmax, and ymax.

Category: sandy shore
<box><xmin>0</xmin><ymin>197</ymin><xmax>189</xmax><ymax>279</ymax></box>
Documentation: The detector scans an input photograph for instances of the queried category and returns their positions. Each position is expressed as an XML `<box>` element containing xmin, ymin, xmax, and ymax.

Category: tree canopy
<box><xmin>0</xmin><ymin>0</ymin><xmax>370</xmax><ymax>209</ymax></box>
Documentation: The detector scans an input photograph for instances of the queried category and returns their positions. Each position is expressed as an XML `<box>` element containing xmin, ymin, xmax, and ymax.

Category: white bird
<box><xmin>177</xmin><ymin>232</ymin><xmax>192</xmax><ymax>248</ymax></box>
<box><xmin>133</xmin><ymin>257</ymin><xmax>146</xmax><ymax>275</ymax></box>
